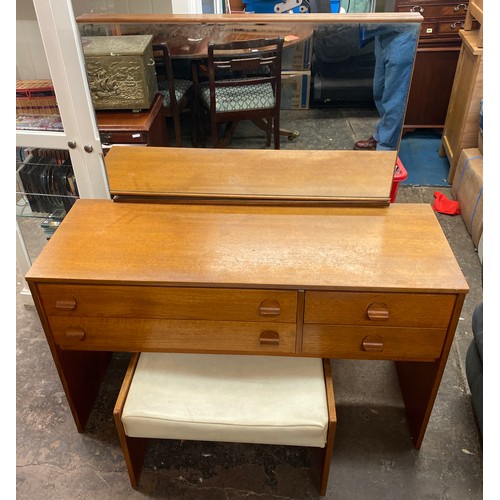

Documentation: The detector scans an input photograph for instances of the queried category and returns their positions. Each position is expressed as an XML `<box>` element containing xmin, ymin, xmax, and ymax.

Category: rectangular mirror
<box><xmin>76</xmin><ymin>12</ymin><xmax>422</xmax><ymax>204</ymax></box>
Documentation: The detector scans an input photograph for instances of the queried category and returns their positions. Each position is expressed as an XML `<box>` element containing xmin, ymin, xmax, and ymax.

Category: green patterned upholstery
<box><xmin>200</xmin><ymin>81</ymin><xmax>275</xmax><ymax>112</ymax></box>
<box><xmin>158</xmin><ymin>79</ymin><xmax>192</xmax><ymax>107</ymax></box>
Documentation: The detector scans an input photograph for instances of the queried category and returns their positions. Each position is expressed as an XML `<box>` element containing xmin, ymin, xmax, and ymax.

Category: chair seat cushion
<box><xmin>158</xmin><ymin>79</ymin><xmax>192</xmax><ymax>107</ymax></box>
<box><xmin>200</xmin><ymin>81</ymin><xmax>275</xmax><ymax>112</ymax></box>
<box><xmin>122</xmin><ymin>353</ymin><xmax>329</xmax><ymax>448</ymax></box>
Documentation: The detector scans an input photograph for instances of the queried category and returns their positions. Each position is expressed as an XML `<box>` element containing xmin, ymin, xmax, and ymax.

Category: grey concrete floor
<box><xmin>16</xmin><ymin>108</ymin><xmax>483</xmax><ymax>499</ymax></box>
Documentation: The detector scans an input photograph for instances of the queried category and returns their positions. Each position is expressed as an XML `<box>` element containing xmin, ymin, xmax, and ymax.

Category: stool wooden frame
<box><xmin>113</xmin><ymin>353</ymin><xmax>336</xmax><ymax>496</ymax></box>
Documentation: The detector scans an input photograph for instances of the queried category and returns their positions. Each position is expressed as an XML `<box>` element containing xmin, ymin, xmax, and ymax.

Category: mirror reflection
<box><xmin>76</xmin><ymin>15</ymin><xmax>420</xmax><ymax>154</ymax></box>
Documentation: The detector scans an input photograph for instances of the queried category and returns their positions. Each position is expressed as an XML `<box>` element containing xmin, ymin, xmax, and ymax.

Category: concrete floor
<box><xmin>16</xmin><ymin>108</ymin><xmax>483</xmax><ymax>499</ymax></box>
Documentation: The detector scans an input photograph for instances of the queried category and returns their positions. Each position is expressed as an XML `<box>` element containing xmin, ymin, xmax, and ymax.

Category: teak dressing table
<box><xmin>26</xmin><ymin>149</ymin><xmax>469</xmax><ymax>449</ymax></box>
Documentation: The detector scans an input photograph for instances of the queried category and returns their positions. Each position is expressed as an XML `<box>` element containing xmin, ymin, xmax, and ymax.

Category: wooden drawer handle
<box><xmin>64</xmin><ymin>327</ymin><xmax>86</xmax><ymax>341</ymax></box>
<box><xmin>55</xmin><ymin>297</ymin><xmax>77</xmax><ymax>310</ymax></box>
<box><xmin>362</xmin><ymin>335</ymin><xmax>384</xmax><ymax>352</ymax></box>
<box><xmin>259</xmin><ymin>330</ymin><xmax>280</xmax><ymax>346</ymax></box>
<box><xmin>366</xmin><ymin>302</ymin><xmax>389</xmax><ymax>321</ymax></box>
<box><xmin>259</xmin><ymin>299</ymin><xmax>281</xmax><ymax>316</ymax></box>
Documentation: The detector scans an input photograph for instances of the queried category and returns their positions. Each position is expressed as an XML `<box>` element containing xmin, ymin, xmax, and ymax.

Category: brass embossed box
<box><xmin>82</xmin><ymin>35</ymin><xmax>158</xmax><ymax>111</ymax></box>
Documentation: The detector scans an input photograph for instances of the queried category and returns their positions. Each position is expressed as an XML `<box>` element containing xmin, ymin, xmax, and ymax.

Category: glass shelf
<box><xmin>16</xmin><ymin>146</ymin><xmax>79</xmax><ymax>255</ymax></box>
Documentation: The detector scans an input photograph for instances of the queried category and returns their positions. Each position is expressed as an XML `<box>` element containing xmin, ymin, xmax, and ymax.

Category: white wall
<box><xmin>16</xmin><ymin>0</ymin><xmax>206</xmax><ymax>80</ymax></box>
<box><xmin>16</xmin><ymin>0</ymin><xmax>50</xmax><ymax>79</ymax></box>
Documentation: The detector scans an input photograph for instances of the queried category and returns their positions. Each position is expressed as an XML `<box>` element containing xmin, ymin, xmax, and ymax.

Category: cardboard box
<box><xmin>282</xmin><ymin>37</ymin><xmax>313</xmax><ymax>71</ymax></box>
<box><xmin>452</xmin><ymin>148</ymin><xmax>483</xmax><ymax>248</ymax></box>
<box><xmin>280</xmin><ymin>71</ymin><xmax>311</xmax><ymax>110</ymax></box>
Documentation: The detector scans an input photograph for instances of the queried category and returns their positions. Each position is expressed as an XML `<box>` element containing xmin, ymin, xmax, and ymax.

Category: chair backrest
<box><xmin>152</xmin><ymin>43</ymin><xmax>177</xmax><ymax>111</ymax></box>
<box><xmin>206</xmin><ymin>37</ymin><xmax>284</xmax><ymax>112</ymax></box>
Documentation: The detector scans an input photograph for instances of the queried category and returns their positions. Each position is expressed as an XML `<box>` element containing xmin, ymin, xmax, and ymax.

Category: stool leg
<box><xmin>320</xmin><ymin>359</ymin><xmax>337</xmax><ymax>496</ymax></box>
<box><xmin>113</xmin><ymin>353</ymin><xmax>147</xmax><ymax>488</ymax></box>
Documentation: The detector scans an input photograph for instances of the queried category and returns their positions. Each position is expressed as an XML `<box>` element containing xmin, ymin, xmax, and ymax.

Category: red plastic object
<box><xmin>391</xmin><ymin>157</ymin><xmax>408</xmax><ymax>203</ymax></box>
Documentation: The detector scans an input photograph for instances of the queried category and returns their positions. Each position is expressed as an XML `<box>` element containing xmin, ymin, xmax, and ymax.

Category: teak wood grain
<box><xmin>38</xmin><ymin>284</ymin><xmax>297</xmax><ymax>322</ymax></box>
<box><xmin>104</xmin><ymin>146</ymin><xmax>396</xmax><ymax>205</ymax></box>
<box><xmin>26</xmin><ymin>200</ymin><xmax>468</xmax><ymax>449</ymax></box>
<box><xmin>26</xmin><ymin>200</ymin><xmax>468</xmax><ymax>293</ymax></box>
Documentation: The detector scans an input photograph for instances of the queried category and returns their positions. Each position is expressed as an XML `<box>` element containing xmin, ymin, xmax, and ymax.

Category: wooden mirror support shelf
<box><xmin>105</xmin><ymin>146</ymin><xmax>397</xmax><ymax>206</ymax></box>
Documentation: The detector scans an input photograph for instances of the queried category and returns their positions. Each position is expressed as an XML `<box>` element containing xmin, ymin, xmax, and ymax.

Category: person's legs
<box><xmin>374</xmin><ymin>29</ymin><xmax>419</xmax><ymax>150</ymax></box>
<box><xmin>372</xmin><ymin>36</ymin><xmax>385</xmax><ymax>125</ymax></box>
<box><xmin>353</xmin><ymin>40</ymin><xmax>382</xmax><ymax>150</ymax></box>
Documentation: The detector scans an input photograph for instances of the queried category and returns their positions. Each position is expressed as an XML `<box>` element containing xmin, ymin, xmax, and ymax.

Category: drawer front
<box><xmin>420</xmin><ymin>21</ymin><xmax>440</xmax><ymax>37</ymax></box>
<box><xmin>99</xmin><ymin>131</ymin><xmax>149</xmax><ymax>145</ymax></box>
<box><xmin>304</xmin><ymin>292</ymin><xmax>455</xmax><ymax>328</ymax></box>
<box><xmin>437</xmin><ymin>19</ymin><xmax>466</xmax><ymax>35</ymax></box>
<box><xmin>302</xmin><ymin>324</ymin><xmax>446</xmax><ymax>361</ymax></box>
<box><xmin>396</xmin><ymin>4</ymin><xmax>468</xmax><ymax>19</ymax></box>
<box><xmin>38</xmin><ymin>284</ymin><xmax>297</xmax><ymax>322</ymax></box>
<box><xmin>49</xmin><ymin>316</ymin><xmax>296</xmax><ymax>354</ymax></box>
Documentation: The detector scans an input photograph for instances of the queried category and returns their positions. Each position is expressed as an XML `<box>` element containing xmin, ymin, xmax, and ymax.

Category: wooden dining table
<box><xmin>76</xmin><ymin>14</ymin><xmax>314</xmax><ymax>59</ymax></box>
<box><xmin>77</xmin><ymin>15</ymin><xmax>314</xmax><ymax>141</ymax></box>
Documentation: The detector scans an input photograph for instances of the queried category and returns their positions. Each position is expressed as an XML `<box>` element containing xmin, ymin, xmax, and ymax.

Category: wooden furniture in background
<box><xmin>153</xmin><ymin>43</ymin><xmax>193</xmax><ymax>147</ymax></box>
<box><xmin>464</xmin><ymin>0</ymin><xmax>482</xmax><ymax>47</ymax></box>
<box><xmin>95</xmin><ymin>92</ymin><xmax>168</xmax><ymax>150</ymax></box>
<box><xmin>76</xmin><ymin>9</ymin><xmax>422</xmax><ymax>59</ymax></box>
<box><xmin>396</xmin><ymin>0</ymin><xmax>473</xmax><ymax>131</ymax></box>
<box><xmin>26</xmin><ymin>200</ymin><xmax>468</xmax><ymax>450</ymax></box>
<box><xmin>192</xmin><ymin>36</ymin><xmax>285</xmax><ymax>149</ymax></box>
<box><xmin>104</xmin><ymin>146</ymin><xmax>397</xmax><ymax>206</ymax></box>
<box><xmin>439</xmin><ymin>29</ymin><xmax>483</xmax><ymax>183</ymax></box>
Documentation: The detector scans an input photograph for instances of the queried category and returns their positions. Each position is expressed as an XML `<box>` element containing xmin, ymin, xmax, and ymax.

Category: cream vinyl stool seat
<box><xmin>114</xmin><ymin>352</ymin><xmax>336</xmax><ymax>496</ymax></box>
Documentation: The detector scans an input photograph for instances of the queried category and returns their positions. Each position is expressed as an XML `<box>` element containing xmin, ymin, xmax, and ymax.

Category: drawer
<box><xmin>420</xmin><ymin>21</ymin><xmax>440</xmax><ymax>37</ymax></box>
<box><xmin>302</xmin><ymin>324</ymin><xmax>446</xmax><ymax>361</ymax></box>
<box><xmin>304</xmin><ymin>292</ymin><xmax>455</xmax><ymax>328</ymax></box>
<box><xmin>396</xmin><ymin>3</ymin><xmax>468</xmax><ymax>19</ymax></box>
<box><xmin>99</xmin><ymin>130</ymin><xmax>149</xmax><ymax>145</ymax></box>
<box><xmin>38</xmin><ymin>284</ymin><xmax>297</xmax><ymax>323</ymax></box>
<box><xmin>437</xmin><ymin>19</ymin><xmax>466</xmax><ymax>35</ymax></box>
<box><xmin>49</xmin><ymin>316</ymin><xmax>297</xmax><ymax>354</ymax></box>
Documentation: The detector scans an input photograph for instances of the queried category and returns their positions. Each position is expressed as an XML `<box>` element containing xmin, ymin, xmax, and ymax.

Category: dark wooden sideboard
<box><xmin>95</xmin><ymin>92</ymin><xmax>168</xmax><ymax>150</ymax></box>
<box><xmin>396</xmin><ymin>0</ymin><xmax>474</xmax><ymax>131</ymax></box>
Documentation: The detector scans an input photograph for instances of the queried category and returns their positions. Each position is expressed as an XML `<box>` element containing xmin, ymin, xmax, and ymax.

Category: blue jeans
<box><xmin>372</xmin><ymin>26</ymin><xmax>419</xmax><ymax>150</ymax></box>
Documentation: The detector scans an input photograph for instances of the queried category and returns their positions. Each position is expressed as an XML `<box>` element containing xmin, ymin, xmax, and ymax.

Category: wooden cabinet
<box><xmin>26</xmin><ymin>199</ymin><xmax>468</xmax><ymax>448</ymax></box>
<box><xmin>395</xmin><ymin>1</ymin><xmax>472</xmax><ymax>131</ymax></box>
<box><xmin>95</xmin><ymin>92</ymin><xmax>168</xmax><ymax>149</ymax></box>
<box><xmin>440</xmin><ymin>29</ymin><xmax>483</xmax><ymax>183</ymax></box>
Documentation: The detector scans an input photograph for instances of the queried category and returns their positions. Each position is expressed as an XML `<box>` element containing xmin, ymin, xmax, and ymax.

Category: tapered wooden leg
<box><xmin>173</xmin><ymin>113</ymin><xmax>182</xmax><ymax>147</ymax></box>
<box><xmin>58</xmin><ymin>348</ymin><xmax>111</xmax><ymax>433</ymax></box>
<box><xmin>396</xmin><ymin>359</ymin><xmax>441</xmax><ymax>449</ymax></box>
<box><xmin>397</xmin><ymin>295</ymin><xmax>465</xmax><ymax>449</ymax></box>
<box><xmin>320</xmin><ymin>359</ymin><xmax>336</xmax><ymax>496</ymax></box>
<box><xmin>113</xmin><ymin>353</ymin><xmax>147</xmax><ymax>488</ymax></box>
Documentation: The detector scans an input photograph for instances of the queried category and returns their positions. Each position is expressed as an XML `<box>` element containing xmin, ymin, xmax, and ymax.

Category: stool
<box><xmin>113</xmin><ymin>352</ymin><xmax>336</xmax><ymax>495</ymax></box>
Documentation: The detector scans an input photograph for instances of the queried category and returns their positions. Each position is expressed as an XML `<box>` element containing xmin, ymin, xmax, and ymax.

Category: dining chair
<box><xmin>153</xmin><ymin>43</ymin><xmax>193</xmax><ymax>147</ymax></box>
<box><xmin>192</xmin><ymin>37</ymin><xmax>284</xmax><ymax>149</ymax></box>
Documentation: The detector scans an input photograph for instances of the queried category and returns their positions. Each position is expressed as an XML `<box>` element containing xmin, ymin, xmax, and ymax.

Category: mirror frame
<box><xmin>76</xmin><ymin>13</ymin><xmax>423</xmax><ymax>205</ymax></box>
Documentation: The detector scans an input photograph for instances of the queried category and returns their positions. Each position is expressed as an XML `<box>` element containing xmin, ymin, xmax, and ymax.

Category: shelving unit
<box><xmin>16</xmin><ymin>0</ymin><xmax>110</xmax><ymax>305</ymax></box>
<box><xmin>439</xmin><ymin>29</ymin><xmax>483</xmax><ymax>183</ymax></box>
